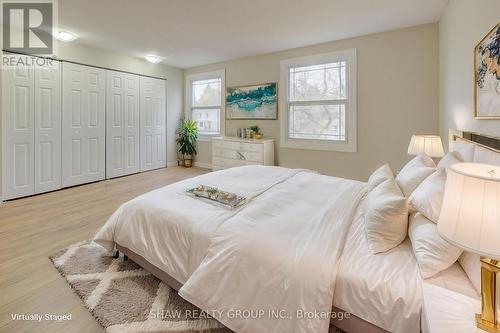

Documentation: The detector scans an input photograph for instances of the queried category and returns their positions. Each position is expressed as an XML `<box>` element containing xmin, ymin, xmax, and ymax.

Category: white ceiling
<box><xmin>58</xmin><ymin>0</ymin><xmax>449</xmax><ymax>69</ymax></box>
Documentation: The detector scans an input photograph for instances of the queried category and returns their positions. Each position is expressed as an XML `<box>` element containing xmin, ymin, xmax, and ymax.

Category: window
<box><xmin>280</xmin><ymin>49</ymin><xmax>357</xmax><ymax>152</ymax></box>
<box><xmin>185</xmin><ymin>70</ymin><xmax>225</xmax><ymax>137</ymax></box>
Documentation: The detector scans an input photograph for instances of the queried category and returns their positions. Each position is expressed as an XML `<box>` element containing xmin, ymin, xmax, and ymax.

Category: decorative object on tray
<box><xmin>176</xmin><ymin>118</ymin><xmax>198</xmax><ymax>168</ymax></box>
<box><xmin>187</xmin><ymin>185</ymin><xmax>246</xmax><ymax>208</ymax></box>
<box><xmin>249</xmin><ymin>125</ymin><xmax>262</xmax><ymax>139</ymax></box>
<box><xmin>226</xmin><ymin>83</ymin><xmax>277</xmax><ymax>120</ymax></box>
<box><xmin>474</xmin><ymin>22</ymin><xmax>500</xmax><ymax>119</ymax></box>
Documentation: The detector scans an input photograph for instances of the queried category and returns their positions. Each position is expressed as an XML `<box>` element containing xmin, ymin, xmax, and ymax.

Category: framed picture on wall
<box><xmin>226</xmin><ymin>82</ymin><xmax>277</xmax><ymax>119</ymax></box>
<box><xmin>474</xmin><ymin>22</ymin><xmax>500</xmax><ymax>119</ymax></box>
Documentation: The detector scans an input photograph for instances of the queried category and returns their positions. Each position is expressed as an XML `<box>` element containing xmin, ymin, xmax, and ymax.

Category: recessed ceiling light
<box><xmin>54</xmin><ymin>30</ymin><xmax>78</xmax><ymax>42</ymax></box>
<box><xmin>145</xmin><ymin>55</ymin><xmax>163</xmax><ymax>64</ymax></box>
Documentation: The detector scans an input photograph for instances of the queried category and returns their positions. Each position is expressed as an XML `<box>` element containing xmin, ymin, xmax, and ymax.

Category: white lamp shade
<box><xmin>407</xmin><ymin>135</ymin><xmax>444</xmax><ymax>158</ymax></box>
<box><xmin>438</xmin><ymin>163</ymin><xmax>500</xmax><ymax>259</ymax></box>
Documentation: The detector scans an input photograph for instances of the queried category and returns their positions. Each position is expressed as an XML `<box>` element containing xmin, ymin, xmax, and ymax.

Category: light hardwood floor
<box><xmin>0</xmin><ymin>167</ymin><xmax>208</xmax><ymax>333</ymax></box>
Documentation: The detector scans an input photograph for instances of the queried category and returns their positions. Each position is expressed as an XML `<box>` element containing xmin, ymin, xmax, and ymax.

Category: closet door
<box><xmin>62</xmin><ymin>63</ymin><xmax>106</xmax><ymax>187</ymax></box>
<box><xmin>140</xmin><ymin>77</ymin><xmax>166</xmax><ymax>171</ymax></box>
<box><xmin>34</xmin><ymin>61</ymin><xmax>61</xmax><ymax>193</ymax></box>
<box><xmin>2</xmin><ymin>66</ymin><xmax>35</xmax><ymax>199</ymax></box>
<box><xmin>106</xmin><ymin>70</ymin><xmax>140</xmax><ymax>178</ymax></box>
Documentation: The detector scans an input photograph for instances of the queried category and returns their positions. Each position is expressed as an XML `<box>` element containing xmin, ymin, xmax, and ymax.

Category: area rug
<box><xmin>50</xmin><ymin>241</ymin><xmax>344</xmax><ymax>333</ymax></box>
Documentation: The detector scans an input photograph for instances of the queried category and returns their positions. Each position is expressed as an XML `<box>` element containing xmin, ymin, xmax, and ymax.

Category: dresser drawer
<box><xmin>212</xmin><ymin>157</ymin><xmax>259</xmax><ymax>168</ymax></box>
<box><xmin>239</xmin><ymin>151</ymin><xmax>263</xmax><ymax>163</ymax></box>
<box><xmin>213</xmin><ymin>148</ymin><xmax>237</xmax><ymax>160</ymax></box>
<box><xmin>240</xmin><ymin>142</ymin><xmax>263</xmax><ymax>153</ymax></box>
<box><xmin>213</xmin><ymin>149</ymin><xmax>263</xmax><ymax>163</ymax></box>
<box><xmin>213</xmin><ymin>140</ymin><xmax>241</xmax><ymax>150</ymax></box>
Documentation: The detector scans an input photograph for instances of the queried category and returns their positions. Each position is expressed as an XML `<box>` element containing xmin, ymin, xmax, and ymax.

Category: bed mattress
<box><xmin>333</xmin><ymin>205</ymin><xmax>422</xmax><ymax>333</ymax></box>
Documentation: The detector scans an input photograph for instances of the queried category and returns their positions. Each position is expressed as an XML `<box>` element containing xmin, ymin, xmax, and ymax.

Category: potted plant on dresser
<box><xmin>176</xmin><ymin>118</ymin><xmax>198</xmax><ymax>168</ymax></box>
<box><xmin>249</xmin><ymin>125</ymin><xmax>262</xmax><ymax>139</ymax></box>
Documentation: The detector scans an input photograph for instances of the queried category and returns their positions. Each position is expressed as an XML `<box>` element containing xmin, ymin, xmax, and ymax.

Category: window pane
<box><xmin>289</xmin><ymin>104</ymin><xmax>345</xmax><ymax>141</ymax></box>
<box><xmin>192</xmin><ymin>78</ymin><xmax>221</xmax><ymax>107</ymax></box>
<box><xmin>289</xmin><ymin>62</ymin><xmax>346</xmax><ymax>101</ymax></box>
<box><xmin>192</xmin><ymin>107</ymin><xmax>220</xmax><ymax>134</ymax></box>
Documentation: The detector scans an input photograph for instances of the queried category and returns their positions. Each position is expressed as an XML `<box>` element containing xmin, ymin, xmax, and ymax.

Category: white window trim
<box><xmin>185</xmin><ymin>69</ymin><xmax>225</xmax><ymax>141</ymax></box>
<box><xmin>279</xmin><ymin>49</ymin><xmax>357</xmax><ymax>152</ymax></box>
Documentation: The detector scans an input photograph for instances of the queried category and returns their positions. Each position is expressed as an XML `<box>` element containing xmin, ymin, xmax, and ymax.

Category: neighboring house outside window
<box><xmin>185</xmin><ymin>70</ymin><xmax>225</xmax><ymax>139</ymax></box>
<box><xmin>280</xmin><ymin>49</ymin><xmax>357</xmax><ymax>152</ymax></box>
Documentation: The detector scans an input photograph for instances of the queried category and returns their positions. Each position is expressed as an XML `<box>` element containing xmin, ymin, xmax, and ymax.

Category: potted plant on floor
<box><xmin>249</xmin><ymin>125</ymin><xmax>262</xmax><ymax>139</ymax></box>
<box><xmin>176</xmin><ymin>118</ymin><xmax>198</xmax><ymax>168</ymax></box>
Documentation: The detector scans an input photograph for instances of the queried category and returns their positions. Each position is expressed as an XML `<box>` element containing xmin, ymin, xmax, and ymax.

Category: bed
<box><xmin>94</xmin><ymin>130</ymin><xmax>500</xmax><ymax>333</ymax></box>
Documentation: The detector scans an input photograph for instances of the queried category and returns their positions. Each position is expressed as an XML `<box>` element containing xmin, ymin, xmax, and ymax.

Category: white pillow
<box><xmin>367</xmin><ymin>164</ymin><xmax>394</xmax><ymax>193</ymax></box>
<box><xmin>451</xmin><ymin>140</ymin><xmax>475</xmax><ymax>162</ymax></box>
<box><xmin>364</xmin><ymin>178</ymin><xmax>408</xmax><ymax>254</ymax></box>
<box><xmin>396</xmin><ymin>155</ymin><xmax>436</xmax><ymax>197</ymax></box>
<box><xmin>408</xmin><ymin>169</ymin><xmax>446</xmax><ymax>223</ymax></box>
<box><xmin>408</xmin><ymin>213</ymin><xmax>463</xmax><ymax>279</ymax></box>
<box><xmin>458</xmin><ymin>252</ymin><xmax>481</xmax><ymax>294</ymax></box>
<box><xmin>437</xmin><ymin>151</ymin><xmax>463</xmax><ymax>169</ymax></box>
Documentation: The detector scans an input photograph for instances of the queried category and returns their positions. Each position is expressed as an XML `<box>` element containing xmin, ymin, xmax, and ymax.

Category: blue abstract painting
<box><xmin>475</xmin><ymin>23</ymin><xmax>500</xmax><ymax>118</ymax></box>
<box><xmin>226</xmin><ymin>83</ymin><xmax>277</xmax><ymax>119</ymax></box>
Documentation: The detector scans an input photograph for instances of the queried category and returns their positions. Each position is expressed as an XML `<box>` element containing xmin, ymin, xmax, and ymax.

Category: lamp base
<box><xmin>477</xmin><ymin>258</ymin><xmax>500</xmax><ymax>333</ymax></box>
<box><xmin>476</xmin><ymin>314</ymin><xmax>500</xmax><ymax>333</ymax></box>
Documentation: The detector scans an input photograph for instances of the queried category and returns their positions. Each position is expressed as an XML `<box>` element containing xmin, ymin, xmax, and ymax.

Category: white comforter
<box><xmin>94</xmin><ymin>165</ymin><xmax>366</xmax><ymax>333</ymax></box>
<box><xmin>94</xmin><ymin>166</ymin><xmax>306</xmax><ymax>283</ymax></box>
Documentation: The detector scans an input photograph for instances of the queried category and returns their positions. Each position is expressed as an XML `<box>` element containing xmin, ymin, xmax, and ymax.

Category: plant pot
<box><xmin>254</xmin><ymin>133</ymin><xmax>262</xmax><ymax>140</ymax></box>
<box><xmin>184</xmin><ymin>158</ymin><xmax>193</xmax><ymax>168</ymax></box>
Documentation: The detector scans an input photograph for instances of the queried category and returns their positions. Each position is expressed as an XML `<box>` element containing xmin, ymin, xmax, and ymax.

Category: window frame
<box><xmin>279</xmin><ymin>49</ymin><xmax>357</xmax><ymax>152</ymax></box>
<box><xmin>185</xmin><ymin>70</ymin><xmax>225</xmax><ymax>141</ymax></box>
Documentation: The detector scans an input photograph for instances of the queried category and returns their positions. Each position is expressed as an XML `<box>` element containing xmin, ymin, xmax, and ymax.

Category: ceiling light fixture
<box><xmin>54</xmin><ymin>30</ymin><xmax>78</xmax><ymax>42</ymax></box>
<box><xmin>145</xmin><ymin>55</ymin><xmax>163</xmax><ymax>64</ymax></box>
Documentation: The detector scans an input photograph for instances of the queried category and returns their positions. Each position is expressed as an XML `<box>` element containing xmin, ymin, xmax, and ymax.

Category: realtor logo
<box><xmin>2</xmin><ymin>1</ymin><xmax>53</xmax><ymax>54</ymax></box>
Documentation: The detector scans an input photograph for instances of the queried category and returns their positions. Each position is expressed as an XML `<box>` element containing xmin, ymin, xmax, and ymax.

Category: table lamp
<box><xmin>438</xmin><ymin>163</ymin><xmax>500</xmax><ymax>333</ymax></box>
<box><xmin>407</xmin><ymin>135</ymin><xmax>445</xmax><ymax>158</ymax></box>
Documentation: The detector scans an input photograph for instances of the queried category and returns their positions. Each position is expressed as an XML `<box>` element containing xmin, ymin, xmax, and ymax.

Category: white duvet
<box><xmin>94</xmin><ymin>165</ymin><xmax>366</xmax><ymax>333</ymax></box>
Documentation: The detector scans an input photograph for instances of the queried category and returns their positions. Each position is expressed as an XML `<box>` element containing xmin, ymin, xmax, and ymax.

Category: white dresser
<box><xmin>211</xmin><ymin>137</ymin><xmax>275</xmax><ymax>170</ymax></box>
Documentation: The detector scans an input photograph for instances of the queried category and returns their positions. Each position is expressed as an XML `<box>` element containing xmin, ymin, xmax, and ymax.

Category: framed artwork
<box><xmin>226</xmin><ymin>82</ymin><xmax>277</xmax><ymax>119</ymax></box>
<box><xmin>474</xmin><ymin>22</ymin><xmax>500</xmax><ymax>119</ymax></box>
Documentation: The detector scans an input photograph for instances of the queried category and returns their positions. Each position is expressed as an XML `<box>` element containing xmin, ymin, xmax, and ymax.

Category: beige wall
<box><xmin>55</xmin><ymin>42</ymin><xmax>184</xmax><ymax>165</ymax></box>
<box><xmin>185</xmin><ymin>24</ymin><xmax>439</xmax><ymax>180</ymax></box>
<box><xmin>439</xmin><ymin>0</ymin><xmax>500</xmax><ymax>148</ymax></box>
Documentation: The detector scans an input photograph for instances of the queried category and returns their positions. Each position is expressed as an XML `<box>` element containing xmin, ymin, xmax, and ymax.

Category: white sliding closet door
<box><xmin>140</xmin><ymin>77</ymin><xmax>166</xmax><ymax>171</ymax></box>
<box><xmin>62</xmin><ymin>63</ymin><xmax>106</xmax><ymax>187</ymax></box>
<box><xmin>2</xmin><ymin>66</ymin><xmax>35</xmax><ymax>199</ymax></box>
<box><xmin>35</xmin><ymin>61</ymin><xmax>61</xmax><ymax>193</ymax></box>
<box><xmin>106</xmin><ymin>70</ymin><xmax>140</xmax><ymax>178</ymax></box>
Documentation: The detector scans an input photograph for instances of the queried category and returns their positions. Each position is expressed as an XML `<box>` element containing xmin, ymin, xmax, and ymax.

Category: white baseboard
<box><xmin>167</xmin><ymin>161</ymin><xmax>179</xmax><ymax>167</ymax></box>
<box><xmin>194</xmin><ymin>162</ymin><xmax>212</xmax><ymax>169</ymax></box>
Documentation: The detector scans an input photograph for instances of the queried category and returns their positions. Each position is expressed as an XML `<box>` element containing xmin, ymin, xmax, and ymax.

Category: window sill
<box><xmin>280</xmin><ymin>138</ymin><xmax>357</xmax><ymax>152</ymax></box>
